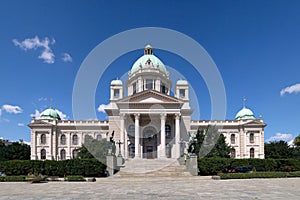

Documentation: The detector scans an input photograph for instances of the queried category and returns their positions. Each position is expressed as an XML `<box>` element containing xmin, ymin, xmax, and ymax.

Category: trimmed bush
<box><xmin>198</xmin><ymin>158</ymin><xmax>300</xmax><ymax>175</ymax></box>
<box><xmin>219</xmin><ymin>171</ymin><xmax>300</xmax><ymax>179</ymax></box>
<box><xmin>64</xmin><ymin>175</ymin><xmax>86</xmax><ymax>182</ymax></box>
<box><xmin>0</xmin><ymin>176</ymin><xmax>26</xmax><ymax>182</ymax></box>
<box><xmin>0</xmin><ymin>159</ymin><xmax>106</xmax><ymax>177</ymax></box>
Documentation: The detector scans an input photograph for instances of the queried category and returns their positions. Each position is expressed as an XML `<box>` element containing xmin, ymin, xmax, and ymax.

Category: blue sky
<box><xmin>0</xmin><ymin>0</ymin><xmax>299</xmax><ymax>144</ymax></box>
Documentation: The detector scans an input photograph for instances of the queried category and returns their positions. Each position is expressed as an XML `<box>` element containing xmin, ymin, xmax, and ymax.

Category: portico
<box><xmin>117</xmin><ymin>111</ymin><xmax>182</xmax><ymax>159</ymax></box>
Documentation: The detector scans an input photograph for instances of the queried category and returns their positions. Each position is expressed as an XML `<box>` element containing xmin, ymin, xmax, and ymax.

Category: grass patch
<box><xmin>219</xmin><ymin>171</ymin><xmax>300</xmax><ymax>179</ymax></box>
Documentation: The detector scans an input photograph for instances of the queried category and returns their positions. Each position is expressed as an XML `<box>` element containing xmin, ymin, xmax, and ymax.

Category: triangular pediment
<box><xmin>117</xmin><ymin>90</ymin><xmax>182</xmax><ymax>104</ymax></box>
<box><xmin>28</xmin><ymin>120</ymin><xmax>54</xmax><ymax>127</ymax></box>
<box><xmin>243</xmin><ymin>119</ymin><xmax>267</xmax><ymax>127</ymax></box>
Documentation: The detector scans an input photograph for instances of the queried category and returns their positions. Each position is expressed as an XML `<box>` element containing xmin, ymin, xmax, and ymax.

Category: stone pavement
<box><xmin>0</xmin><ymin>177</ymin><xmax>300</xmax><ymax>199</ymax></box>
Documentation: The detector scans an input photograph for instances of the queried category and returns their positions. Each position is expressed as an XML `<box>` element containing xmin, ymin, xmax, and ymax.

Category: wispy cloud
<box><xmin>1</xmin><ymin>104</ymin><xmax>23</xmax><ymax>114</ymax></box>
<box><xmin>55</xmin><ymin>109</ymin><xmax>67</xmax><ymax>120</ymax></box>
<box><xmin>38</xmin><ymin>97</ymin><xmax>47</xmax><ymax>101</ymax></box>
<box><xmin>30</xmin><ymin>109</ymin><xmax>41</xmax><ymax>119</ymax></box>
<box><xmin>62</xmin><ymin>53</ymin><xmax>72</xmax><ymax>62</ymax></box>
<box><xmin>17</xmin><ymin>123</ymin><xmax>25</xmax><ymax>126</ymax></box>
<box><xmin>13</xmin><ymin>36</ymin><xmax>55</xmax><ymax>64</ymax></box>
<box><xmin>280</xmin><ymin>83</ymin><xmax>300</xmax><ymax>96</ymax></box>
<box><xmin>97</xmin><ymin>104</ymin><xmax>110</xmax><ymax>113</ymax></box>
<box><xmin>267</xmin><ymin>132</ymin><xmax>293</xmax><ymax>142</ymax></box>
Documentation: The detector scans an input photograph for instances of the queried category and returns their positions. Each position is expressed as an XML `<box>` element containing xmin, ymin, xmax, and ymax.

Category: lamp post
<box><xmin>116</xmin><ymin>140</ymin><xmax>123</xmax><ymax>157</ymax></box>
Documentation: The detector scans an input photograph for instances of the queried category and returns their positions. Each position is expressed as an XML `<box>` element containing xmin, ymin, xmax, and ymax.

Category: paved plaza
<box><xmin>0</xmin><ymin>177</ymin><xmax>300</xmax><ymax>199</ymax></box>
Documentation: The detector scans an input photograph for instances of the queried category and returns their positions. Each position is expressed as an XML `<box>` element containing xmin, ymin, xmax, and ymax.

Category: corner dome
<box><xmin>110</xmin><ymin>79</ymin><xmax>123</xmax><ymax>85</ymax></box>
<box><xmin>130</xmin><ymin>45</ymin><xmax>167</xmax><ymax>74</ymax></box>
<box><xmin>235</xmin><ymin>107</ymin><xmax>255</xmax><ymax>120</ymax></box>
<box><xmin>176</xmin><ymin>79</ymin><xmax>188</xmax><ymax>85</ymax></box>
<box><xmin>40</xmin><ymin>108</ymin><xmax>61</xmax><ymax>120</ymax></box>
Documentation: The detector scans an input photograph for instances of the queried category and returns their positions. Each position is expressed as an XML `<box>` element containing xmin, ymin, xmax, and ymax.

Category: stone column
<box><xmin>134</xmin><ymin>114</ymin><xmax>140</xmax><ymax>159</ymax></box>
<box><xmin>160</xmin><ymin>113</ymin><xmax>166</xmax><ymax>158</ymax></box>
<box><xmin>120</xmin><ymin>114</ymin><xmax>125</xmax><ymax>157</ymax></box>
<box><xmin>175</xmin><ymin>114</ymin><xmax>180</xmax><ymax>158</ymax></box>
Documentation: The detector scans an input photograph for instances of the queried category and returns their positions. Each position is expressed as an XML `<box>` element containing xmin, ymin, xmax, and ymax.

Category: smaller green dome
<box><xmin>110</xmin><ymin>79</ymin><xmax>123</xmax><ymax>85</ymax></box>
<box><xmin>176</xmin><ymin>80</ymin><xmax>188</xmax><ymax>85</ymax></box>
<box><xmin>40</xmin><ymin>108</ymin><xmax>61</xmax><ymax>120</ymax></box>
<box><xmin>235</xmin><ymin>107</ymin><xmax>255</xmax><ymax>120</ymax></box>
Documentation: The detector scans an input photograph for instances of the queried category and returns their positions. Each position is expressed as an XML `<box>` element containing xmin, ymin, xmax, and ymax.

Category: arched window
<box><xmin>72</xmin><ymin>149</ymin><xmax>78</xmax><ymax>158</ymax></box>
<box><xmin>41</xmin><ymin>134</ymin><xmax>46</xmax><ymax>144</ymax></box>
<box><xmin>250</xmin><ymin>148</ymin><xmax>255</xmax><ymax>158</ymax></box>
<box><xmin>60</xmin><ymin>134</ymin><xmax>66</xmax><ymax>145</ymax></box>
<box><xmin>41</xmin><ymin>149</ymin><xmax>46</xmax><ymax>160</ymax></box>
<box><xmin>230</xmin><ymin>134</ymin><xmax>235</xmax><ymax>144</ymax></box>
<box><xmin>128</xmin><ymin>125</ymin><xmax>135</xmax><ymax>137</ymax></box>
<box><xmin>165</xmin><ymin>125</ymin><xmax>171</xmax><ymax>137</ymax></box>
<box><xmin>60</xmin><ymin>149</ymin><xmax>66</xmax><ymax>160</ymax></box>
<box><xmin>249</xmin><ymin>133</ymin><xmax>254</xmax><ymax>143</ymax></box>
<box><xmin>72</xmin><ymin>134</ymin><xmax>78</xmax><ymax>145</ymax></box>
<box><xmin>97</xmin><ymin>134</ymin><xmax>102</xmax><ymax>140</ymax></box>
<box><xmin>231</xmin><ymin>148</ymin><xmax>236</xmax><ymax>158</ymax></box>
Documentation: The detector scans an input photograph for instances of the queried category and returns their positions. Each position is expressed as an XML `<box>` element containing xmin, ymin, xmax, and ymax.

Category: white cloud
<box><xmin>267</xmin><ymin>133</ymin><xmax>293</xmax><ymax>142</ymax></box>
<box><xmin>2</xmin><ymin>104</ymin><xmax>23</xmax><ymax>114</ymax></box>
<box><xmin>0</xmin><ymin>109</ymin><xmax>2</xmax><ymax>116</ymax></box>
<box><xmin>13</xmin><ymin>36</ymin><xmax>55</xmax><ymax>64</ymax></box>
<box><xmin>288</xmin><ymin>139</ymin><xmax>295</xmax><ymax>147</ymax></box>
<box><xmin>30</xmin><ymin>109</ymin><xmax>41</xmax><ymax>119</ymax></box>
<box><xmin>97</xmin><ymin>104</ymin><xmax>110</xmax><ymax>113</ymax></box>
<box><xmin>280</xmin><ymin>83</ymin><xmax>300</xmax><ymax>96</ymax></box>
<box><xmin>17</xmin><ymin>123</ymin><xmax>25</xmax><ymax>126</ymax></box>
<box><xmin>55</xmin><ymin>109</ymin><xmax>67</xmax><ymax>120</ymax></box>
<box><xmin>62</xmin><ymin>53</ymin><xmax>72</xmax><ymax>62</ymax></box>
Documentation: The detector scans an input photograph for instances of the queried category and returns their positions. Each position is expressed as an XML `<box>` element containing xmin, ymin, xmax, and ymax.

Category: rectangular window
<box><xmin>114</xmin><ymin>89</ymin><xmax>120</xmax><ymax>97</ymax></box>
<box><xmin>161</xmin><ymin>83</ymin><xmax>168</xmax><ymax>94</ymax></box>
<box><xmin>146</xmin><ymin>79</ymin><xmax>153</xmax><ymax>90</ymax></box>
<box><xmin>133</xmin><ymin>82</ymin><xmax>137</xmax><ymax>94</ymax></box>
<box><xmin>179</xmin><ymin>89</ymin><xmax>185</xmax><ymax>97</ymax></box>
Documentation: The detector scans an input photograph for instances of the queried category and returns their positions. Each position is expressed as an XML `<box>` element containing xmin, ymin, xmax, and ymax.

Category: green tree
<box><xmin>265</xmin><ymin>140</ymin><xmax>296</xmax><ymax>159</ymax></box>
<box><xmin>294</xmin><ymin>134</ymin><xmax>300</xmax><ymax>147</ymax></box>
<box><xmin>77</xmin><ymin>135</ymin><xmax>109</xmax><ymax>163</ymax></box>
<box><xmin>0</xmin><ymin>140</ymin><xmax>30</xmax><ymax>161</ymax></box>
<box><xmin>189</xmin><ymin>125</ymin><xmax>232</xmax><ymax>158</ymax></box>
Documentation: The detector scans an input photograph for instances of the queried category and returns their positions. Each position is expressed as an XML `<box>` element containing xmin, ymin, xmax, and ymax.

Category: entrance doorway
<box><xmin>142</xmin><ymin>128</ymin><xmax>157</xmax><ymax>159</ymax></box>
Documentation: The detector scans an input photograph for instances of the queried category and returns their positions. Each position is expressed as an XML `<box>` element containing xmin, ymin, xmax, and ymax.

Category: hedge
<box><xmin>219</xmin><ymin>171</ymin><xmax>300</xmax><ymax>179</ymax></box>
<box><xmin>198</xmin><ymin>158</ymin><xmax>300</xmax><ymax>175</ymax></box>
<box><xmin>0</xmin><ymin>159</ymin><xmax>106</xmax><ymax>177</ymax></box>
<box><xmin>0</xmin><ymin>176</ymin><xmax>27</xmax><ymax>182</ymax></box>
<box><xmin>64</xmin><ymin>175</ymin><xmax>86</xmax><ymax>182</ymax></box>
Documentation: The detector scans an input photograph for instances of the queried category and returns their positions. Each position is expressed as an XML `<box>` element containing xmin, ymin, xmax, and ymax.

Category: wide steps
<box><xmin>115</xmin><ymin>158</ymin><xmax>192</xmax><ymax>178</ymax></box>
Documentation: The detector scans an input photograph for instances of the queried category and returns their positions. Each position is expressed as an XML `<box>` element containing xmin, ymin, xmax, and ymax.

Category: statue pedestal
<box><xmin>116</xmin><ymin>155</ymin><xmax>124</xmax><ymax>167</ymax></box>
<box><xmin>106</xmin><ymin>155</ymin><xmax>116</xmax><ymax>176</ymax></box>
<box><xmin>186</xmin><ymin>155</ymin><xmax>198</xmax><ymax>176</ymax></box>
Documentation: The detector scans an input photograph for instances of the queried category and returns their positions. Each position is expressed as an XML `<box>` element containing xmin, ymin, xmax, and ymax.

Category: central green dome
<box><xmin>235</xmin><ymin>107</ymin><xmax>255</xmax><ymax>120</ymax></box>
<box><xmin>130</xmin><ymin>45</ymin><xmax>167</xmax><ymax>74</ymax></box>
<box><xmin>40</xmin><ymin>108</ymin><xmax>61</xmax><ymax>120</ymax></box>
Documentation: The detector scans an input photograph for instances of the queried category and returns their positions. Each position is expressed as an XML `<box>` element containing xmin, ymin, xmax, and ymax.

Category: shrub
<box><xmin>219</xmin><ymin>171</ymin><xmax>300</xmax><ymax>179</ymax></box>
<box><xmin>0</xmin><ymin>176</ymin><xmax>27</xmax><ymax>182</ymax></box>
<box><xmin>0</xmin><ymin>159</ymin><xmax>106</xmax><ymax>177</ymax></box>
<box><xmin>198</xmin><ymin>158</ymin><xmax>300</xmax><ymax>175</ymax></box>
<box><xmin>64</xmin><ymin>175</ymin><xmax>86</xmax><ymax>182</ymax></box>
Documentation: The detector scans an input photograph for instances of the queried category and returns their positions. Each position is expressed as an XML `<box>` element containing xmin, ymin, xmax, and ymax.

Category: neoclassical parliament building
<box><xmin>28</xmin><ymin>45</ymin><xmax>266</xmax><ymax>160</ymax></box>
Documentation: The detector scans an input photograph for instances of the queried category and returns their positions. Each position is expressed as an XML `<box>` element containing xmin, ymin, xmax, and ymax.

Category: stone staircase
<box><xmin>114</xmin><ymin>158</ymin><xmax>192</xmax><ymax>178</ymax></box>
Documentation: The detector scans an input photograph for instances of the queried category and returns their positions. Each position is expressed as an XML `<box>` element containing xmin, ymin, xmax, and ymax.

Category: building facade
<box><xmin>28</xmin><ymin>45</ymin><xmax>266</xmax><ymax>160</ymax></box>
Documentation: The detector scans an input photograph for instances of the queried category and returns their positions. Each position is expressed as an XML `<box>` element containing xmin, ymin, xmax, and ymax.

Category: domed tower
<box><xmin>39</xmin><ymin>108</ymin><xmax>61</xmax><ymax>120</ymax></box>
<box><xmin>126</xmin><ymin>45</ymin><xmax>172</xmax><ymax>96</ymax></box>
<box><xmin>110</xmin><ymin>79</ymin><xmax>123</xmax><ymax>101</ymax></box>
